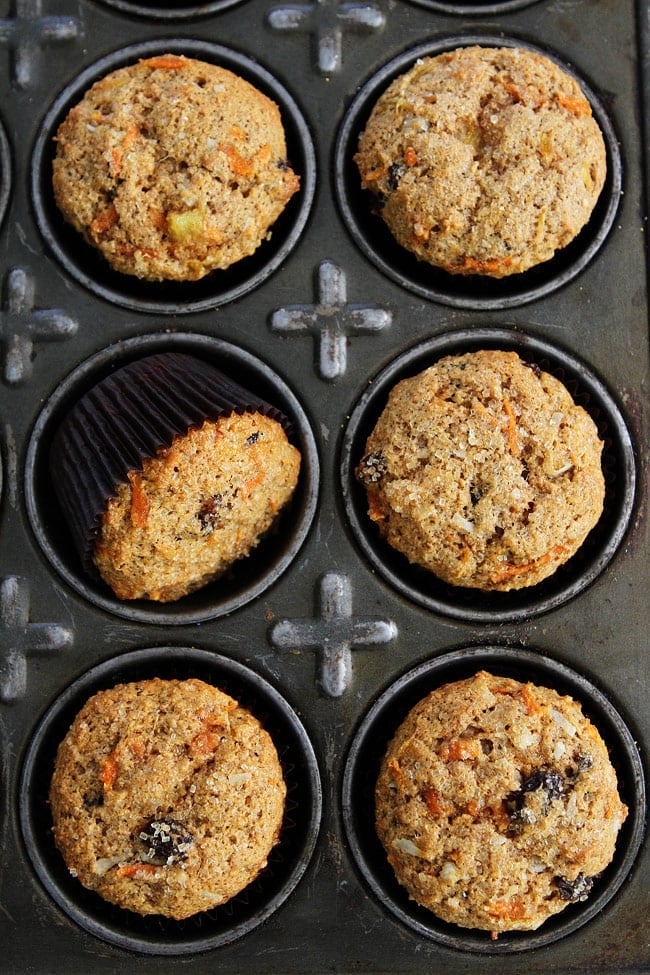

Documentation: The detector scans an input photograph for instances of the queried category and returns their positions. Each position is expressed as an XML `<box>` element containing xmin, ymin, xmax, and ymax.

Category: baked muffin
<box><xmin>49</xmin><ymin>677</ymin><xmax>286</xmax><ymax>919</ymax></box>
<box><xmin>49</xmin><ymin>352</ymin><xmax>302</xmax><ymax>602</ymax></box>
<box><xmin>375</xmin><ymin>670</ymin><xmax>628</xmax><ymax>938</ymax></box>
<box><xmin>52</xmin><ymin>54</ymin><xmax>300</xmax><ymax>281</ymax></box>
<box><xmin>356</xmin><ymin>349</ymin><xmax>604</xmax><ymax>591</ymax></box>
<box><xmin>355</xmin><ymin>46</ymin><xmax>606</xmax><ymax>277</ymax></box>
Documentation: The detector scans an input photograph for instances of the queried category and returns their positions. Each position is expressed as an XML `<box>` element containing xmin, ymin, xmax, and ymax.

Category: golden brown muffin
<box><xmin>49</xmin><ymin>677</ymin><xmax>287</xmax><ymax>919</ymax></box>
<box><xmin>355</xmin><ymin>46</ymin><xmax>606</xmax><ymax>277</ymax></box>
<box><xmin>375</xmin><ymin>671</ymin><xmax>627</xmax><ymax>937</ymax></box>
<box><xmin>53</xmin><ymin>54</ymin><xmax>300</xmax><ymax>281</ymax></box>
<box><xmin>94</xmin><ymin>411</ymin><xmax>301</xmax><ymax>602</ymax></box>
<box><xmin>356</xmin><ymin>350</ymin><xmax>605</xmax><ymax>591</ymax></box>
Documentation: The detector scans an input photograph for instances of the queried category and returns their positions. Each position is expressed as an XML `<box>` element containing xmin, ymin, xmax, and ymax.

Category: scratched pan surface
<box><xmin>0</xmin><ymin>0</ymin><xmax>648</xmax><ymax>972</ymax></box>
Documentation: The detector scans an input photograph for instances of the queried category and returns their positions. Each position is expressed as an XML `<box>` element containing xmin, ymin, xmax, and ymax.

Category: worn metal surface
<box><xmin>0</xmin><ymin>0</ymin><xmax>648</xmax><ymax>972</ymax></box>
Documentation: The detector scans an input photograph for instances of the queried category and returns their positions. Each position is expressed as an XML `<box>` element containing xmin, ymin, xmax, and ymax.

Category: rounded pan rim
<box><xmin>31</xmin><ymin>38</ymin><xmax>315</xmax><ymax>315</ymax></box>
<box><xmin>0</xmin><ymin>115</ymin><xmax>11</xmax><ymax>231</ymax></box>
<box><xmin>334</xmin><ymin>34</ymin><xmax>622</xmax><ymax>311</ymax></box>
<box><xmin>91</xmin><ymin>0</ymin><xmax>245</xmax><ymax>19</ymax></box>
<box><xmin>19</xmin><ymin>646</ymin><xmax>323</xmax><ymax>955</ymax></box>
<box><xmin>341</xmin><ymin>644</ymin><xmax>646</xmax><ymax>954</ymax></box>
<box><xmin>405</xmin><ymin>0</ymin><xmax>542</xmax><ymax>13</ymax></box>
<box><xmin>340</xmin><ymin>326</ymin><xmax>637</xmax><ymax>624</ymax></box>
<box><xmin>24</xmin><ymin>331</ymin><xmax>320</xmax><ymax>624</ymax></box>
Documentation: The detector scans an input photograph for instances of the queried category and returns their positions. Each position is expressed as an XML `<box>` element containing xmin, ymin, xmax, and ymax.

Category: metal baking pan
<box><xmin>1</xmin><ymin>0</ymin><xmax>648</xmax><ymax>972</ymax></box>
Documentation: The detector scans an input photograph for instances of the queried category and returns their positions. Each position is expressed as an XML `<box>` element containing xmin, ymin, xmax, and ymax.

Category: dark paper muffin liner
<box><xmin>49</xmin><ymin>350</ymin><xmax>292</xmax><ymax>573</ymax></box>
<box><xmin>19</xmin><ymin>646</ymin><xmax>322</xmax><ymax>955</ymax></box>
<box><xmin>340</xmin><ymin>326</ymin><xmax>637</xmax><ymax>623</ymax></box>
<box><xmin>334</xmin><ymin>34</ymin><xmax>621</xmax><ymax>311</ymax></box>
<box><xmin>26</xmin><ymin>333</ymin><xmax>319</xmax><ymax>624</ymax></box>
<box><xmin>342</xmin><ymin>645</ymin><xmax>646</xmax><ymax>954</ymax></box>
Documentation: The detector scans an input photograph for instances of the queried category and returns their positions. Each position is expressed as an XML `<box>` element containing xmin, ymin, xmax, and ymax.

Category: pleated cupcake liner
<box><xmin>49</xmin><ymin>352</ymin><xmax>292</xmax><ymax>573</ymax></box>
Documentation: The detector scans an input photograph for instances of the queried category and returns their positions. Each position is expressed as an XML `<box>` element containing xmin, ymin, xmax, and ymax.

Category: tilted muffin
<box><xmin>52</xmin><ymin>54</ymin><xmax>300</xmax><ymax>281</ymax></box>
<box><xmin>355</xmin><ymin>46</ymin><xmax>606</xmax><ymax>277</ymax></box>
<box><xmin>49</xmin><ymin>678</ymin><xmax>287</xmax><ymax>919</ymax></box>
<box><xmin>49</xmin><ymin>352</ymin><xmax>302</xmax><ymax>602</ymax></box>
<box><xmin>375</xmin><ymin>670</ymin><xmax>628</xmax><ymax>938</ymax></box>
<box><xmin>356</xmin><ymin>349</ymin><xmax>604</xmax><ymax>591</ymax></box>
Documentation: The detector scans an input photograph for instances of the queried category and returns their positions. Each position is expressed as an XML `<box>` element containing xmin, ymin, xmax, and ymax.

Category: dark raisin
<box><xmin>138</xmin><ymin>817</ymin><xmax>193</xmax><ymax>866</ymax></box>
<box><xmin>198</xmin><ymin>494</ymin><xmax>224</xmax><ymax>531</ymax></box>
<box><xmin>555</xmin><ymin>873</ymin><xmax>594</xmax><ymax>902</ymax></box>
<box><xmin>277</xmin><ymin>158</ymin><xmax>290</xmax><ymax>171</ymax></box>
<box><xmin>470</xmin><ymin>484</ymin><xmax>483</xmax><ymax>506</ymax></box>
<box><xmin>521</xmin><ymin>769</ymin><xmax>564</xmax><ymax>800</ymax></box>
<box><xmin>387</xmin><ymin>162</ymin><xmax>406</xmax><ymax>192</ymax></box>
<box><xmin>245</xmin><ymin>430</ymin><xmax>261</xmax><ymax>445</ymax></box>
<box><xmin>525</xmin><ymin>361</ymin><xmax>542</xmax><ymax>378</ymax></box>
<box><xmin>506</xmin><ymin>768</ymin><xmax>565</xmax><ymax>829</ymax></box>
<box><xmin>356</xmin><ymin>451</ymin><xmax>388</xmax><ymax>485</ymax></box>
<box><xmin>576</xmin><ymin>753</ymin><xmax>594</xmax><ymax>772</ymax></box>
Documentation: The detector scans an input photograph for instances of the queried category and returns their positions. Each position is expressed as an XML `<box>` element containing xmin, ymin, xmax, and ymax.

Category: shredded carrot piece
<box><xmin>520</xmin><ymin>683</ymin><xmax>541</xmax><ymax>714</ymax></box>
<box><xmin>485</xmin><ymin>898</ymin><xmax>529</xmax><ymax>921</ymax></box>
<box><xmin>438</xmin><ymin>738</ymin><xmax>481</xmax><ymax>762</ymax></box>
<box><xmin>142</xmin><ymin>54</ymin><xmax>187</xmax><ymax>70</ymax></box>
<box><xmin>219</xmin><ymin>143</ymin><xmax>255</xmax><ymax>177</ymax></box>
<box><xmin>361</xmin><ymin>164</ymin><xmax>387</xmax><ymax>184</ymax></box>
<box><xmin>189</xmin><ymin>730</ymin><xmax>220</xmax><ymax>757</ymax></box>
<box><xmin>116</xmin><ymin>862</ymin><xmax>158</xmax><ymax>878</ymax></box>
<box><xmin>489</xmin><ymin>544</ymin><xmax>567</xmax><ymax>584</ymax></box>
<box><xmin>556</xmin><ymin>92</ymin><xmax>591</xmax><ymax>117</ymax></box>
<box><xmin>502</xmin><ymin>395</ymin><xmax>519</xmax><ymax>456</ymax></box>
<box><xmin>387</xmin><ymin>757</ymin><xmax>409</xmax><ymax>790</ymax></box>
<box><xmin>229</xmin><ymin>124</ymin><xmax>246</xmax><ymax>140</ymax></box>
<box><xmin>109</xmin><ymin>125</ymin><xmax>140</xmax><ymax>177</ymax></box>
<box><xmin>443</xmin><ymin>255</ymin><xmax>514</xmax><ymax>276</ymax></box>
<box><xmin>404</xmin><ymin>146</ymin><xmax>418</xmax><ymax>167</ymax></box>
<box><xmin>100</xmin><ymin>754</ymin><xmax>118</xmax><ymax>789</ymax></box>
<box><xmin>367</xmin><ymin>492</ymin><xmax>387</xmax><ymax>523</ymax></box>
<box><xmin>90</xmin><ymin>204</ymin><xmax>118</xmax><ymax>238</ymax></box>
<box><xmin>424</xmin><ymin>788</ymin><xmax>455</xmax><ymax>817</ymax></box>
<box><xmin>129</xmin><ymin>473</ymin><xmax>149</xmax><ymax>529</ymax></box>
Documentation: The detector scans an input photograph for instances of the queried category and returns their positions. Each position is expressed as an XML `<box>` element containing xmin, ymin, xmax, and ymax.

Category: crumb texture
<box><xmin>49</xmin><ymin>677</ymin><xmax>287</xmax><ymax>919</ymax></box>
<box><xmin>375</xmin><ymin>670</ymin><xmax>627</xmax><ymax>936</ymax></box>
<box><xmin>53</xmin><ymin>54</ymin><xmax>300</xmax><ymax>281</ymax></box>
<box><xmin>356</xmin><ymin>349</ymin><xmax>605</xmax><ymax>591</ymax></box>
<box><xmin>355</xmin><ymin>46</ymin><xmax>606</xmax><ymax>277</ymax></box>
<box><xmin>94</xmin><ymin>411</ymin><xmax>301</xmax><ymax>602</ymax></box>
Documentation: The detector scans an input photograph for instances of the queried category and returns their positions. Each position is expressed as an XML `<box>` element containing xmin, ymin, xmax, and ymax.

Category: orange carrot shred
<box><xmin>100</xmin><ymin>754</ymin><xmax>118</xmax><ymax>789</ymax></box>
<box><xmin>142</xmin><ymin>55</ymin><xmax>187</xmax><ymax>70</ymax></box>
<box><xmin>129</xmin><ymin>473</ymin><xmax>149</xmax><ymax>529</ymax></box>
<box><xmin>489</xmin><ymin>544</ymin><xmax>567</xmax><ymax>584</ymax></box>
<box><xmin>116</xmin><ymin>862</ymin><xmax>158</xmax><ymax>878</ymax></box>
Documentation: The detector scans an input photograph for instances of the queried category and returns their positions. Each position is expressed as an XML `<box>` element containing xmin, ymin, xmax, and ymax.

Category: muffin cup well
<box><xmin>19</xmin><ymin>646</ymin><xmax>322</xmax><ymax>955</ymax></box>
<box><xmin>334</xmin><ymin>35</ymin><xmax>621</xmax><ymax>311</ymax></box>
<box><xmin>31</xmin><ymin>39</ymin><xmax>315</xmax><ymax>315</ymax></box>
<box><xmin>340</xmin><ymin>326</ymin><xmax>636</xmax><ymax>624</ymax></box>
<box><xmin>0</xmin><ymin>117</ymin><xmax>11</xmax><ymax>232</ymax></box>
<box><xmin>25</xmin><ymin>332</ymin><xmax>319</xmax><ymax>625</ymax></box>
<box><xmin>342</xmin><ymin>645</ymin><xmax>646</xmax><ymax>954</ymax></box>
<box><xmin>93</xmin><ymin>0</ymin><xmax>246</xmax><ymax>19</ymax></box>
<box><xmin>407</xmin><ymin>1</ymin><xmax>541</xmax><ymax>13</ymax></box>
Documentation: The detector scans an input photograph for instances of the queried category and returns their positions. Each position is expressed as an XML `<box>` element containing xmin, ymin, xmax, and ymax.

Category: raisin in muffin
<box><xmin>355</xmin><ymin>46</ymin><xmax>606</xmax><ymax>277</ymax></box>
<box><xmin>356</xmin><ymin>349</ymin><xmax>604</xmax><ymax>591</ymax></box>
<box><xmin>49</xmin><ymin>677</ymin><xmax>287</xmax><ymax>919</ymax></box>
<box><xmin>375</xmin><ymin>671</ymin><xmax>628</xmax><ymax>937</ymax></box>
<box><xmin>53</xmin><ymin>54</ymin><xmax>300</xmax><ymax>281</ymax></box>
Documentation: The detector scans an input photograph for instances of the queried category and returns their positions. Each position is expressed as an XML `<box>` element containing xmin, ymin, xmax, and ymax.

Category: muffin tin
<box><xmin>1</xmin><ymin>0</ymin><xmax>648</xmax><ymax>972</ymax></box>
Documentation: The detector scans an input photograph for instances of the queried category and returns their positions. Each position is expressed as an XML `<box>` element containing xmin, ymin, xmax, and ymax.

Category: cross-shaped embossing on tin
<box><xmin>269</xmin><ymin>571</ymin><xmax>397</xmax><ymax>698</ymax></box>
<box><xmin>0</xmin><ymin>576</ymin><xmax>72</xmax><ymax>703</ymax></box>
<box><xmin>0</xmin><ymin>267</ymin><xmax>77</xmax><ymax>385</ymax></box>
<box><xmin>267</xmin><ymin>0</ymin><xmax>385</xmax><ymax>75</ymax></box>
<box><xmin>270</xmin><ymin>260</ymin><xmax>392</xmax><ymax>381</ymax></box>
<box><xmin>0</xmin><ymin>0</ymin><xmax>80</xmax><ymax>88</ymax></box>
